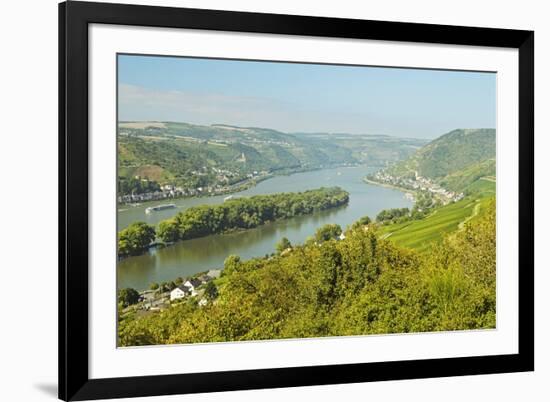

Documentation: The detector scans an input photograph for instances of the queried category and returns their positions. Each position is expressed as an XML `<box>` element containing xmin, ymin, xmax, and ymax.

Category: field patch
<box><xmin>134</xmin><ymin>164</ymin><xmax>167</xmax><ymax>182</ymax></box>
<box><xmin>378</xmin><ymin>197</ymin><xmax>479</xmax><ymax>252</ymax></box>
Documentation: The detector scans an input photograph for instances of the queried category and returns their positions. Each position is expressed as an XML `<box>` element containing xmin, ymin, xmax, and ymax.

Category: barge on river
<box><xmin>145</xmin><ymin>204</ymin><xmax>176</xmax><ymax>214</ymax></box>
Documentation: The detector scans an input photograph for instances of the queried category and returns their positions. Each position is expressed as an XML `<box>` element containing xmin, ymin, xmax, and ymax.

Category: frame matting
<box><xmin>59</xmin><ymin>1</ymin><xmax>534</xmax><ymax>400</ymax></box>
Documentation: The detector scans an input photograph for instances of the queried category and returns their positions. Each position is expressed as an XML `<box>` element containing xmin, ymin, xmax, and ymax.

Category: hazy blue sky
<box><xmin>118</xmin><ymin>54</ymin><xmax>496</xmax><ymax>139</ymax></box>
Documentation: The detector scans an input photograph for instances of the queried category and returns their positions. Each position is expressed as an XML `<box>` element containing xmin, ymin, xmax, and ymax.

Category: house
<box><xmin>338</xmin><ymin>232</ymin><xmax>346</xmax><ymax>241</ymax></box>
<box><xmin>184</xmin><ymin>278</ymin><xmax>202</xmax><ymax>296</ymax></box>
<box><xmin>207</xmin><ymin>270</ymin><xmax>221</xmax><ymax>279</ymax></box>
<box><xmin>170</xmin><ymin>285</ymin><xmax>191</xmax><ymax>301</ymax></box>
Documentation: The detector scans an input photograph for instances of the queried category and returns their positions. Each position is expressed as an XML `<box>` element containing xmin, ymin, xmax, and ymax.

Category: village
<box><xmin>117</xmin><ymin>168</ymin><xmax>270</xmax><ymax>204</ymax></box>
<box><xmin>123</xmin><ymin>269</ymin><xmax>222</xmax><ymax>317</ymax></box>
<box><xmin>368</xmin><ymin>170</ymin><xmax>464</xmax><ymax>205</ymax></box>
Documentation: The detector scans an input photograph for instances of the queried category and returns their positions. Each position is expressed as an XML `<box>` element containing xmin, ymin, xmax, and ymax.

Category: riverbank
<box><xmin>118</xmin><ymin>163</ymin><xmax>359</xmax><ymax>207</ymax></box>
<box><xmin>118</xmin><ymin>187</ymin><xmax>350</xmax><ymax>259</ymax></box>
<box><xmin>117</xmin><ymin>166</ymin><xmax>413</xmax><ymax>290</ymax></box>
<box><xmin>363</xmin><ymin>177</ymin><xmax>416</xmax><ymax>201</ymax></box>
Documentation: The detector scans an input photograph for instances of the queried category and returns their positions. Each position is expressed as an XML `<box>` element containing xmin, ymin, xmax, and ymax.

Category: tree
<box><xmin>314</xmin><ymin>224</ymin><xmax>342</xmax><ymax>243</ymax></box>
<box><xmin>223</xmin><ymin>255</ymin><xmax>241</xmax><ymax>276</ymax></box>
<box><xmin>118</xmin><ymin>288</ymin><xmax>140</xmax><ymax>307</ymax></box>
<box><xmin>155</xmin><ymin>187</ymin><xmax>349</xmax><ymax>248</ymax></box>
<box><xmin>118</xmin><ymin>222</ymin><xmax>156</xmax><ymax>256</ymax></box>
<box><xmin>157</xmin><ymin>219</ymin><xmax>180</xmax><ymax>243</ymax></box>
<box><xmin>276</xmin><ymin>237</ymin><xmax>292</xmax><ymax>254</ymax></box>
<box><xmin>350</xmin><ymin>215</ymin><xmax>372</xmax><ymax>231</ymax></box>
<box><xmin>204</xmin><ymin>281</ymin><xmax>219</xmax><ymax>300</ymax></box>
<box><xmin>356</xmin><ymin>215</ymin><xmax>372</xmax><ymax>226</ymax></box>
<box><xmin>149</xmin><ymin>282</ymin><xmax>159</xmax><ymax>290</ymax></box>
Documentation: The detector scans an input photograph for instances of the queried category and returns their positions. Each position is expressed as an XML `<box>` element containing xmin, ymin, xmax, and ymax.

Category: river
<box><xmin>117</xmin><ymin>166</ymin><xmax>412</xmax><ymax>290</ymax></box>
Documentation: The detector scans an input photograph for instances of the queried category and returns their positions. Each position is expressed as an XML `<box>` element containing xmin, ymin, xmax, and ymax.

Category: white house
<box><xmin>338</xmin><ymin>232</ymin><xmax>346</xmax><ymax>241</ymax></box>
<box><xmin>170</xmin><ymin>285</ymin><xmax>191</xmax><ymax>301</ymax></box>
<box><xmin>184</xmin><ymin>278</ymin><xmax>202</xmax><ymax>296</ymax></box>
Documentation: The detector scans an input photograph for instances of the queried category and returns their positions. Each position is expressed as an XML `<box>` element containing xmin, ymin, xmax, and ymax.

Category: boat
<box><xmin>224</xmin><ymin>195</ymin><xmax>234</xmax><ymax>202</ymax></box>
<box><xmin>145</xmin><ymin>204</ymin><xmax>176</xmax><ymax>214</ymax></box>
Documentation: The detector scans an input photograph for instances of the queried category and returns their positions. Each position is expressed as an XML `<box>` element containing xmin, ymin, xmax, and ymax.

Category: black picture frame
<box><xmin>59</xmin><ymin>1</ymin><xmax>534</xmax><ymax>400</ymax></box>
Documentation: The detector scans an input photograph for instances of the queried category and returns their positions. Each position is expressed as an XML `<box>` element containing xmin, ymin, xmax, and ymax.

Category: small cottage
<box><xmin>170</xmin><ymin>285</ymin><xmax>191</xmax><ymax>301</ymax></box>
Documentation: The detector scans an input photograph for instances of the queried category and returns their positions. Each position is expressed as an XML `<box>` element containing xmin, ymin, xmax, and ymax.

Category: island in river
<box><xmin>117</xmin><ymin>166</ymin><xmax>412</xmax><ymax>290</ymax></box>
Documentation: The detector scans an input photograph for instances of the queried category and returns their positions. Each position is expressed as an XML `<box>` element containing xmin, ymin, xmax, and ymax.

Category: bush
<box><xmin>118</xmin><ymin>288</ymin><xmax>140</xmax><ymax>307</ymax></box>
<box><xmin>118</xmin><ymin>222</ymin><xmax>156</xmax><ymax>256</ymax></box>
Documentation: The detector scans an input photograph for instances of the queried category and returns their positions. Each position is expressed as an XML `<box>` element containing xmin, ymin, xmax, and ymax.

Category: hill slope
<box><xmin>385</xmin><ymin>128</ymin><xmax>495</xmax><ymax>181</ymax></box>
<box><xmin>371</xmin><ymin>128</ymin><xmax>496</xmax><ymax>194</ymax></box>
<box><xmin>118</xmin><ymin>121</ymin><xmax>427</xmax><ymax>195</ymax></box>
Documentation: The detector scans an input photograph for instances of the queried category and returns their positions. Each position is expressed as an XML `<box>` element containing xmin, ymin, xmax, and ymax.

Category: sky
<box><xmin>118</xmin><ymin>54</ymin><xmax>496</xmax><ymax>139</ymax></box>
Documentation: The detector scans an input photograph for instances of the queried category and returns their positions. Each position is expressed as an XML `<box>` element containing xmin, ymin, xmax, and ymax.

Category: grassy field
<box><xmin>378</xmin><ymin>179</ymin><xmax>495</xmax><ymax>252</ymax></box>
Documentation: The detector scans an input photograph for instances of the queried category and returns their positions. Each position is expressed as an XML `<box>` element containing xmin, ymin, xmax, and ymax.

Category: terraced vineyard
<box><xmin>378</xmin><ymin>180</ymin><xmax>495</xmax><ymax>252</ymax></box>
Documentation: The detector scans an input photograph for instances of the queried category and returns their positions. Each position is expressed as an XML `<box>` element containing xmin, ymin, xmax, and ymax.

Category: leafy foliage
<box><xmin>376</xmin><ymin>208</ymin><xmax>410</xmax><ymax>223</ymax></box>
<box><xmin>118</xmin><ymin>176</ymin><xmax>161</xmax><ymax>195</ymax></box>
<box><xmin>204</xmin><ymin>281</ymin><xmax>219</xmax><ymax>300</ymax></box>
<box><xmin>276</xmin><ymin>237</ymin><xmax>292</xmax><ymax>254</ymax></box>
<box><xmin>118</xmin><ymin>199</ymin><xmax>496</xmax><ymax>346</ymax></box>
<box><xmin>156</xmin><ymin>187</ymin><xmax>349</xmax><ymax>243</ymax></box>
<box><xmin>314</xmin><ymin>223</ymin><xmax>343</xmax><ymax>243</ymax></box>
<box><xmin>383</xmin><ymin>128</ymin><xmax>496</xmax><ymax>193</ymax></box>
<box><xmin>118</xmin><ymin>222</ymin><xmax>156</xmax><ymax>257</ymax></box>
<box><xmin>118</xmin><ymin>288</ymin><xmax>140</xmax><ymax>307</ymax></box>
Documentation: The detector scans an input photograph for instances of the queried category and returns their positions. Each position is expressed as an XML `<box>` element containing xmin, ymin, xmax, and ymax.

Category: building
<box><xmin>184</xmin><ymin>278</ymin><xmax>202</xmax><ymax>296</ymax></box>
<box><xmin>207</xmin><ymin>269</ymin><xmax>221</xmax><ymax>279</ymax></box>
<box><xmin>170</xmin><ymin>285</ymin><xmax>191</xmax><ymax>301</ymax></box>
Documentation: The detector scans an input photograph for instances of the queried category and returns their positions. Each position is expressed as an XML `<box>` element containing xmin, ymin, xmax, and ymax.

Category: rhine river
<box><xmin>117</xmin><ymin>166</ymin><xmax>412</xmax><ymax>290</ymax></box>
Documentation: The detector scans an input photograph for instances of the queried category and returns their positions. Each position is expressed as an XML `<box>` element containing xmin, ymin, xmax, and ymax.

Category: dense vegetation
<box><xmin>118</xmin><ymin>176</ymin><xmax>161</xmax><ymax>195</ymax></box>
<box><xmin>386</xmin><ymin>129</ymin><xmax>495</xmax><ymax>181</ymax></box>
<box><xmin>117</xmin><ymin>188</ymin><xmax>349</xmax><ymax>257</ymax></box>
<box><xmin>439</xmin><ymin>159</ymin><xmax>496</xmax><ymax>193</ymax></box>
<box><xmin>156</xmin><ymin>187</ymin><xmax>349</xmax><ymax>243</ymax></box>
<box><xmin>118</xmin><ymin>198</ymin><xmax>496</xmax><ymax>346</ymax></box>
<box><xmin>376</xmin><ymin>128</ymin><xmax>496</xmax><ymax>196</ymax></box>
<box><xmin>118</xmin><ymin>288</ymin><xmax>140</xmax><ymax>307</ymax></box>
<box><xmin>118</xmin><ymin>222</ymin><xmax>156</xmax><ymax>257</ymax></box>
<box><xmin>376</xmin><ymin>208</ymin><xmax>410</xmax><ymax>223</ymax></box>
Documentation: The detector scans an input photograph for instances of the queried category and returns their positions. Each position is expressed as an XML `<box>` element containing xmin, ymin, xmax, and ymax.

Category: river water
<box><xmin>117</xmin><ymin>166</ymin><xmax>412</xmax><ymax>290</ymax></box>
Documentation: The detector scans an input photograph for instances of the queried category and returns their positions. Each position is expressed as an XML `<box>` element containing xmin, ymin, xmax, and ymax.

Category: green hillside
<box><xmin>386</xmin><ymin>129</ymin><xmax>496</xmax><ymax>186</ymax></box>
<box><xmin>369</xmin><ymin>128</ymin><xmax>497</xmax><ymax>251</ymax></box>
<box><xmin>118</xmin><ymin>121</ymin><xmax>426</xmax><ymax>195</ymax></box>
<box><xmin>369</xmin><ymin>128</ymin><xmax>496</xmax><ymax>197</ymax></box>
<box><xmin>387</xmin><ymin>128</ymin><xmax>495</xmax><ymax>179</ymax></box>
<box><xmin>119</xmin><ymin>198</ymin><xmax>496</xmax><ymax>346</ymax></box>
<box><xmin>439</xmin><ymin>158</ymin><xmax>496</xmax><ymax>193</ymax></box>
<box><xmin>378</xmin><ymin>188</ymin><xmax>495</xmax><ymax>252</ymax></box>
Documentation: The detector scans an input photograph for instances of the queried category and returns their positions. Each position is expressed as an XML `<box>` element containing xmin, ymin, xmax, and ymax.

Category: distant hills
<box><xmin>118</xmin><ymin>121</ymin><xmax>426</xmax><ymax>190</ymax></box>
<box><xmin>383</xmin><ymin>128</ymin><xmax>496</xmax><ymax>192</ymax></box>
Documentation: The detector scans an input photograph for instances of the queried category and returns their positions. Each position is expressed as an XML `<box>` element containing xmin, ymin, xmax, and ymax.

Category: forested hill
<box><xmin>381</xmin><ymin>128</ymin><xmax>496</xmax><ymax>192</ymax></box>
<box><xmin>118</xmin><ymin>121</ymin><xmax>426</xmax><ymax>192</ymax></box>
<box><xmin>386</xmin><ymin>128</ymin><xmax>495</xmax><ymax>179</ymax></box>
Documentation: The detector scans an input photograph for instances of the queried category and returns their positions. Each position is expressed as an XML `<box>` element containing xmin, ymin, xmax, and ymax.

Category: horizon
<box><xmin>118</xmin><ymin>54</ymin><xmax>497</xmax><ymax>140</ymax></box>
<box><xmin>118</xmin><ymin>119</ymin><xmax>496</xmax><ymax>141</ymax></box>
